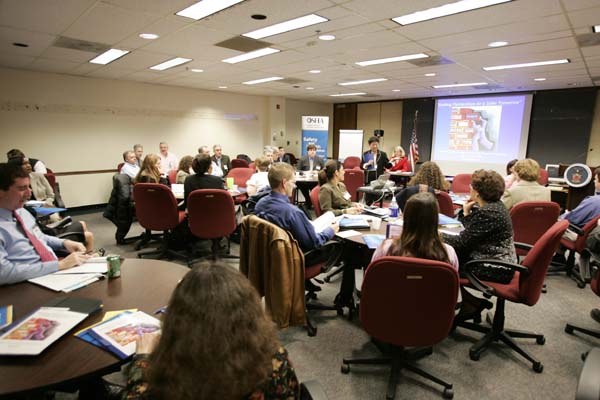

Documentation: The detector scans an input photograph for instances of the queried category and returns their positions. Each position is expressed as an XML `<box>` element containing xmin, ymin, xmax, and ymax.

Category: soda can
<box><xmin>107</xmin><ymin>255</ymin><xmax>121</xmax><ymax>278</ymax></box>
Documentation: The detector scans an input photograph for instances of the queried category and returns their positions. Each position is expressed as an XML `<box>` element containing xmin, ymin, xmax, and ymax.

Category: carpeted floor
<box><xmin>73</xmin><ymin>210</ymin><xmax>599</xmax><ymax>399</ymax></box>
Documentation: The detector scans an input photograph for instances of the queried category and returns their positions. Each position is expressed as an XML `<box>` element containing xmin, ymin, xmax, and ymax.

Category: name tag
<box><xmin>343</xmin><ymin>191</ymin><xmax>351</xmax><ymax>200</ymax></box>
<box><xmin>32</xmin><ymin>225</ymin><xmax>44</xmax><ymax>239</ymax></box>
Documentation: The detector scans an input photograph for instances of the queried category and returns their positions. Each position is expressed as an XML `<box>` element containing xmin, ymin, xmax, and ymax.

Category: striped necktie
<box><xmin>13</xmin><ymin>210</ymin><xmax>57</xmax><ymax>262</ymax></box>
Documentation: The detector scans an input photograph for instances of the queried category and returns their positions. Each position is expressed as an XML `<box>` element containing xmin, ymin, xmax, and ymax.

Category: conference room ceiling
<box><xmin>1</xmin><ymin>0</ymin><xmax>600</xmax><ymax>103</ymax></box>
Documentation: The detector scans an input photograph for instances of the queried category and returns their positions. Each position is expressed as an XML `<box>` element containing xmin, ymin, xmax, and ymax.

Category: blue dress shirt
<box><xmin>562</xmin><ymin>195</ymin><xmax>600</xmax><ymax>228</ymax></box>
<box><xmin>255</xmin><ymin>192</ymin><xmax>335</xmax><ymax>252</ymax></box>
<box><xmin>0</xmin><ymin>208</ymin><xmax>65</xmax><ymax>285</ymax></box>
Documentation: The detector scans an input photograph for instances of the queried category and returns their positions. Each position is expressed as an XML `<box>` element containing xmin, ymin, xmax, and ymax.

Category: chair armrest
<box><xmin>576</xmin><ymin>348</ymin><xmax>600</xmax><ymax>400</ymax></box>
<box><xmin>304</xmin><ymin>240</ymin><xmax>343</xmax><ymax>268</ymax></box>
<box><xmin>301</xmin><ymin>380</ymin><xmax>329</xmax><ymax>400</ymax></box>
<box><xmin>514</xmin><ymin>241</ymin><xmax>533</xmax><ymax>252</ymax></box>
<box><xmin>47</xmin><ymin>216</ymin><xmax>72</xmax><ymax>230</ymax></box>
<box><xmin>463</xmin><ymin>259</ymin><xmax>529</xmax><ymax>296</ymax></box>
<box><xmin>569</xmin><ymin>223</ymin><xmax>585</xmax><ymax>236</ymax></box>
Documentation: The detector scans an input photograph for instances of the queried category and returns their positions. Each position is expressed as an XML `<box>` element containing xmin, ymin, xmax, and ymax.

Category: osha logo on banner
<box><xmin>302</xmin><ymin>116</ymin><xmax>329</xmax><ymax>131</ymax></box>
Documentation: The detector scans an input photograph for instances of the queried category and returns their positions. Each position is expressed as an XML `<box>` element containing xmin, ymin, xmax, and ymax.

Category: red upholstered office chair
<box><xmin>451</xmin><ymin>173</ymin><xmax>471</xmax><ymax>193</ymax></box>
<box><xmin>167</xmin><ymin>170</ymin><xmax>177</xmax><ymax>185</ymax></box>
<box><xmin>117</xmin><ymin>163</ymin><xmax>124</xmax><ymax>173</ymax></box>
<box><xmin>436</xmin><ymin>190</ymin><xmax>455</xmax><ymax>218</ymax></box>
<box><xmin>248</xmin><ymin>162</ymin><xmax>255</xmax><ymax>171</ymax></box>
<box><xmin>558</xmin><ymin>215</ymin><xmax>600</xmax><ymax>287</ymax></box>
<box><xmin>227</xmin><ymin>167</ymin><xmax>254</xmax><ymax>204</ymax></box>
<box><xmin>231</xmin><ymin>158</ymin><xmax>249</xmax><ymax>169</ymax></box>
<box><xmin>510</xmin><ymin>201</ymin><xmax>560</xmax><ymax>257</ymax></box>
<box><xmin>187</xmin><ymin>189</ymin><xmax>238</xmax><ymax>260</ymax></box>
<box><xmin>456</xmin><ymin>220</ymin><xmax>569</xmax><ymax>372</ymax></box>
<box><xmin>565</xmin><ymin>258</ymin><xmax>600</xmax><ymax>340</ymax></box>
<box><xmin>44</xmin><ymin>168</ymin><xmax>57</xmax><ymax>192</ymax></box>
<box><xmin>343</xmin><ymin>156</ymin><xmax>361</xmax><ymax>170</ymax></box>
<box><xmin>341</xmin><ymin>256</ymin><xmax>458</xmax><ymax>399</ymax></box>
<box><xmin>310</xmin><ymin>185</ymin><xmax>322</xmax><ymax>217</ymax></box>
<box><xmin>538</xmin><ymin>168</ymin><xmax>549</xmax><ymax>186</ymax></box>
<box><xmin>133</xmin><ymin>183</ymin><xmax>186</xmax><ymax>259</ymax></box>
<box><xmin>344</xmin><ymin>169</ymin><xmax>364</xmax><ymax>202</ymax></box>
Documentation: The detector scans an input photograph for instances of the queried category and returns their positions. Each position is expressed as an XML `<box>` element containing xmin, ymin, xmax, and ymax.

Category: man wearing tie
<box><xmin>0</xmin><ymin>163</ymin><xmax>90</xmax><ymax>285</ymax></box>
<box><xmin>362</xmin><ymin>136</ymin><xmax>389</xmax><ymax>184</ymax></box>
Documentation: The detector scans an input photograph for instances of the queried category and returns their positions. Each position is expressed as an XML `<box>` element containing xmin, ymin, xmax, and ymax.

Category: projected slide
<box><xmin>432</xmin><ymin>94</ymin><xmax>532</xmax><ymax>176</ymax></box>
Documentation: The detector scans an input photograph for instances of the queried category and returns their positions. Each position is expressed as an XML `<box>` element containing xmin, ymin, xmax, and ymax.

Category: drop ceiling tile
<box><xmin>87</xmin><ymin>66</ymin><xmax>137</xmax><ymax>79</ymax></box>
<box><xmin>568</xmin><ymin>6</ymin><xmax>600</xmax><ymax>28</ymax></box>
<box><xmin>0</xmin><ymin>54</ymin><xmax>35</xmax><ymax>69</ymax></box>
<box><xmin>103</xmin><ymin>0</ymin><xmax>193</xmax><ymax>17</ymax></box>
<box><xmin>40</xmin><ymin>46</ymin><xmax>97</xmax><ymax>63</ymax></box>
<box><xmin>27</xmin><ymin>58</ymin><xmax>80</xmax><ymax>73</ymax></box>
<box><xmin>0</xmin><ymin>0</ymin><xmax>96</xmax><ymax>34</ymax></box>
<box><xmin>563</xmin><ymin>0</ymin><xmax>600</xmax><ymax>12</ymax></box>
<box><xmin>0</xmin><ymin>27</ymin><xmax>56</xmax><ymax>57</ymax></box>
<box><xmin>116</xmin><ymin>16</ymin><xmax>192</xmax><ymax>50</ymax></box>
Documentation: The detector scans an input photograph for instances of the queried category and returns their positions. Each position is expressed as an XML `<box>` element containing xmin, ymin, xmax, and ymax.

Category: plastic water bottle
<box><xmin>389</xmin><ymin>195</ymin><xmax>399</xmax><ymax>218</ymax></box>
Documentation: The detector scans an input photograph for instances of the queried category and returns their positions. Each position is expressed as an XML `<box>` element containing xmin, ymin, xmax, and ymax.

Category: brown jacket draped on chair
<box><xmin>240</xmin><ymin>215</ymin><xmax>306</xmax><ymax>328</ymax></box>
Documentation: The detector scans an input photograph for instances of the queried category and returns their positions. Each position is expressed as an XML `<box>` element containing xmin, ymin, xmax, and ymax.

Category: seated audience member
<box><xmin>211</xmin><ymin>144</ymin><xmax>231</xmax><ymax>176</ymax></box>
<box><xmin>158</xmin><ymin>142</ymin><xmax>178</xmax><ymax>175</ymax></box>
<box><xmin>504</xmin><ymin>158</ymin><xmax>518</xmax><ymax>190</ymax></box>
<box><xmin>7</xmin><ymin>149</ymin><xmax>47</xmax><ymax>174</ymax></box>
<box><xmin>361</xmin><ymin>136</ymin><xmax>389</xmax><ymax>184</ymax></box>
<box><xmin>0</xmin><ymin>163</ymin><xmax>91</xmax><ymax>285</ymax></box>
<box><xmin>135</xmin><ymin>154</ymin><xmax>168</xmax><ymax>185</ymax></box>
<box><xmin>8</xmin><ymin>157</ymin><xmax>54</xmax><ymax>207</ymax></box>
<box><xmin>443</xmin><ymin>170</ymin><xmax>517</xmax><ymax>283</ymax></box>
<box><xmin>297</xmin><ymin>144</ymin><xmax>324</xmax><ymax>172</ymax></box>
<box><xmin>386</xmin><ymin>145</ymin><xmax>410</xmax><ymax>173</ymax></box>
<box><xmin>255</xmin><ymin>163</ymin><xmax>338</xmax><ymax>255</ymax></box>
<box><xmin>501</xmin><ymin>158</ymin><xmax>551</xmax><ymax>210</ymax></box>
<box><xmin>133</xmin><ymin>144</ymin><xmax>144</xmax><ymax>167</ymax></box>
<box><xmin>124</xmin><ymin>261</ymin><xmax>299</xmax><ymax>399</ymax></box>
<box><xmin>198</xmin><ymin>145</ymin><xmax>223</xmax><ymax>177</ymax></box>
<box><xmin>560</xmin><ymin>168</ymin><xmax>600</xmax><ymax>229</ymax></box>
<box><xmin>262</xmin><ymin>147</ymin><xmax>275</xmax><ymax>166</ymax></box>
<box><xmin>372</xmin><ymin>192</ymin><xmax>459</xmax><ymax>270</ymax></box>
<box><xmin>318</xmin><ymin>160</ymin><xmax>362</xmax><ymax>216</ymax></box>
<box><xmin>175</xmin><ymin>156</ymin><xmax>193</xmax><ymax>184</ymax></box>
<box><xmin>183</xmin><ymin>154</ymin><xmax>224</xmax><ymax>209</ymax></box>
<box><xmin>121</xmin><ymin>150</ymin><xmax>140</xmax><ymax>179</ymax></box>
<box><xmin>396</xmin><ymin>161</ymin><xmax>449</xmax><ymax>211</ymax></box>
<box><xmin>246</xmin><ymin>157</ymin><xmax>270</xmax><ymax>196</ymax></box>
<box><xmin>275</xmin><ymin>146</ymin><xmax>291</xmax><ymax>164</ymax></box>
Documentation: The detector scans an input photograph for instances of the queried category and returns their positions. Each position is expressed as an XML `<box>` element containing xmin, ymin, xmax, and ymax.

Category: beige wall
<box><xmin>0</xmin><ymin>67</ymin><xmax>329</xmax><ymax>206</ymax></box>
<box><xmin>285</xmin><ymin>99</ymin><xmax>333</xmax><ymax>157</ymax></box>
<box><xmin>357</xmin><ymin>101</ymin><xmax>403</xmax><ymax>155</ymax></box>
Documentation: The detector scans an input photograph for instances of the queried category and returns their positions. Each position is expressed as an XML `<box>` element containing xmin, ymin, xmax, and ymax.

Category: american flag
<box><xmin>409</xmin><ymin>110</ymin><xmax>419</xmax><ymax>171</ymax></box>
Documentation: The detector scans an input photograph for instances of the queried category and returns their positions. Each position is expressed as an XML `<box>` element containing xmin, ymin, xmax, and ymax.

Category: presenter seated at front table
<box><xmin>361</xmin><ymin>136</ymin><xmax>389</xmax><ymax>184</ymax></box>
<box><xmin>296</xmin><ymin>144</ymin><xmax>324</xmax><ymax>209</ymax></box>
<box><xmin>385</xmin><ymin>145</ymin><xmax>411</xmax><ymax>173</ymax></box>
<box><xmin>318</xmin><ymin>160</ymin><xmax>363</xmax><ymax>216</ymax></box>
<box><xmin>0</xmin><ymin>163</ymin><xmax>91</xmax><ymax>285</ymax></box>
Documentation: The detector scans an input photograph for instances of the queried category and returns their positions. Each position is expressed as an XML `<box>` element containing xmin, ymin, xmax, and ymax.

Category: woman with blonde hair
<box><xmin>135</xmin><ymin>154</ymin><xmax>166</xmax><ymax>185</ymax></box>
<box><xmin>501</xmin><ymin>158</ymin><xmax>550</xmax><ymax>209</ymax></box>
<box><xmin>385</xmin><ymin>146</ymin><xmax>410</xmax><ymax>172</ymax></box>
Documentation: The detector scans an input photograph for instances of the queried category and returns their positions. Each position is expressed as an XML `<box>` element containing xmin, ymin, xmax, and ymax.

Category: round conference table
<box><xmin>0</xmin><ymin>259</ymin><xmax>189</xmax><ymax>398</ymax></box>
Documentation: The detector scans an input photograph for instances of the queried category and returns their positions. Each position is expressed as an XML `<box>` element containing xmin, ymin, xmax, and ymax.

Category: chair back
<box><xmin>310</xmin><ymin>185</ymin><xmax>322</xmax><ymax>217</ymax></box>
<box><xmin>574</xmin><ymin>215</ymin><xmax>600</xmax><ymax>253</ymax></box>
<box><xmin>451</xmin><ymin>173</ymin><xmax>471</xmax><ymax>193</ymax></box>
<box><xmin>248</xmin><ymin>162</ymin><xmax>256</xmax><ymax>171</ymax></box>
<box><xmin>168</xmin><ymin>170</ymin><xmax>177</xmax><ymax>184</ymax></box>
<box><xmin>435</xmin><ymin>191</ymin><xmax>454</xmax><ymax>217</ymax></box>
<box><xmin>360</xmin><ymin>256</ymin><xmax>458</xmax><ymax>347</ymax></box>
<box><xmin>231</xmin><ymin>158</ymin><xmax>249</xmax><ymax>169</ymax></box>
<box><xmin>538</xmin><ymin>168</ymin><xmax>549</xmax><ymax>186</ymax></box>
<box><xmin>510</xmin><ymin>201</ymin><xmax>560</xmax><ymax>254</ymax></box>
<box><xmin>188</xmin><ymin>189</ymin><xmax>236</xmax><ymax>239</ymax></box>
<box><xmin>227</xmin><ymin>167</ymin><xmax>254</xmax><ymax>188</ymax></box>
<box><xmin>345</xmin><ymin>169</ymin><xmax>364</xmax><ymax>202</ymax></box>
<box><xmin>117</xmin><ymin>163</ymin><xmax>124</xmax><ymax>172</ymax></box>
<box><xmin>44</xmin><ymin>172</ymin><xmax>57</xmax><ymax>192</ymax></box>
<box><xmin>343</xmin><ymin>156</ymin><xmax>361</xmax><ymax>170</ymax></box>
<box><xmin>520</xmin><ymin>220</ymin><xmax>569</xmax><ymax>305</ymax></box>
<box><xmin>133</xmin><ymin>183</ymin><xmax>180</xmax><ymax>231</ymax></box>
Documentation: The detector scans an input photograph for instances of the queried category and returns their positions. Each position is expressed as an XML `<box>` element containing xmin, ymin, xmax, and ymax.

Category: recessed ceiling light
<box><xmin>425</xmin><ymin>73</ymin><xmax>436</xmax><ymax>77</ymax></box>
<box><xmin>218</xmin><ymin>86</ymin><xmax>228</xmax><ymax>89</ymax></box>
<box><xmin>89</xmin><ymin>48</ymin><xmax>130</xmax><ymax>65</ymax></box>
<box><xmin>150</xmin><ymin>57</ymin><xmax>192</xmax><ymax>71</ymax></box>
<box><xmin>432</xmin><ymin>82</ymin><xmax>488</xmax><ymax>88</ymax></box>
<box><xmin>483</xmin><ymin>58</ymin><xmax>569</xmax><ymax>71</ymax></box>
<box><xmin>534</xmin><ymin>77</ymin><xmax>546</xmax><ymax>81</ymax></box>
<box><xmin>222</xmin><ymin>47</ymin><xmax>280</xmax><ymax>64</ymax></box>
<box><xmin>329</xmin><ymin>92</ymin><xmax>367</xmax><ymax>97</ymax></box>
<box><xmin>139</xmin><ymin>33</ymin><xmax>159</xmax><ymax>40</ymax></box>
<box><xmin>392</xmin><ymin>0</ymin><xmax>512</xmax><ymax>25</ymax></box>
<box><xmin>356</xmin><ymin>53</ymin><xmax>428</xmax><ymax>67</ymax></box>
<box><xmin>176</xmin><ymin>0</ymin><xmax>246</xmax><ymax>20</ymax></box>
<box><xmin>251</xmin><ymin>14</ymin><xmax>267</xmax><ymax>20</ymax></box>
<box><xmin>190</xmin><ymin>68</ymin><xmax>204</xmax><ymax>72</ymax></box>
<box><xmin>488</xmin><ymin>41</ymin><xmax>508</xmax><ymax>47</ymax></box>
<box><xmin>12</xmin><ymin>42</ymin><xmax>29</xmax><ymax>47</ymax></box>
<box><xmin>318</xmin><ymin>34</ymin><xmax>336</xmax><ymax>41</ymax></box>
<box><xmin>306</xmin><ymin>87</ymin><xmax>314</xmax><ymax>90</ymax></box>
<box><xmin>593</xmin><ymin>25</ymin><xmax>600</xmax><ymax>33</ymax></box>
<box><xmin>242</xmin><ymin>14</ymin><xmax>328</xmax><ymax>39</ymax></box>
<box><xmin>392</xmin><ymin>89</ymin><xmax>401</xmax><ymax>92</ymax></box>
<box><xmin>339</xmin><ymin>78</ymin><xmax>387</xmax><ymax>86</ymax></box>
<box><xmin>242</xmin><ymin>76</ymin><xmax>284</xmax><ymax>85</ymax></box>
<box><xmin>309</xmin><ymin>69</ymin><xmax>321</xmax><ymax>74</ymax></box>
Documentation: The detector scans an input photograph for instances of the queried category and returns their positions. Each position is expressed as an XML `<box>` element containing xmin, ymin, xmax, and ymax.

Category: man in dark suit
<box><xmin>297</xmin><ymin>144</ymin><xmax>325</xmax><ymax>171</ymax></box>
<box><xmin>361</xmin><ymin>136</ymin><xmax>389</xmax><ymax>184</ymax></box>
<box><xmin>275</xmin><ymin>146</ymin><xmax>291</xmax><ymax>164</ymax></box>
<box><xmin>211</xmin><ymin>144</ymin><xmax>231</xmax><ymax>177</ymax></box>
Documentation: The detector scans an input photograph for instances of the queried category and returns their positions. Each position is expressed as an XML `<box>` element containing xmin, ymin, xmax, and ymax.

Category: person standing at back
<box><xmin>361</xmin><ymin>136</ymin><xmax>389</xmax><ymax>184</ymax></box>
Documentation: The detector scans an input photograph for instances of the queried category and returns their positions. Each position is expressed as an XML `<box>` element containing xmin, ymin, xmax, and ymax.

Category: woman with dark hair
<box><xmin>318</xmin><ymin>160</ymin><xmax>362</xmax><ymax>216</ymax></box>
<box><xmin>396</xmin><ymin>161</ymin><xmax>450</xmax><ymax>211</ymax></box>
<box><xmin>372</xmin><ymin>192</ymin><xmax>459</xmax><ymax>270</ymax></box>
<box><xmin>135</xmin><ymin>154</ymin><xmax>167</xmax><ymax>185</ymax></box>
<box><xmin>182</xmin><ymin>153</ymin><xmax>224</xmax><ymax>209</ymax></box>
<box><xmin>443</xmin><ymin>169</ymin><xmax>516</xmax><ymax>283</ymax></box>
<box><xmin>124</xmin><ymin>261</ymin><xmax>299</xmax><ymax>399</ymax></box>
<box><xmin>175</xmin><ymin>155</ymin><xmax>194</xmax><ymax>184</ymax></box>
<box><xmin>504</xmin><ymin>158</ymin><xmax>518</xmax><ymax>189</ymax></box>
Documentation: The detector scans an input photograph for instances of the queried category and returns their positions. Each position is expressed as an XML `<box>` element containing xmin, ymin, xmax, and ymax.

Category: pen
<box><xmin>154</xmin><ymin>306</ymin><xmax>167</xmax><ymax>315</ymax></box>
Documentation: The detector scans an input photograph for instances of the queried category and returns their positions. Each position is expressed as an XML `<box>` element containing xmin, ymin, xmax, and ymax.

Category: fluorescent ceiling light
<box><xmin>243</xmin><ymin>76</ymin><xmax>284</xmax><ymax>85</ymax></box>
<box><xmin>356</xmin><ymin>53</ymin><xmax>428</xmax><ymax>67</ymax></box>
<box><xmin>319</xmin><ymin>34</ymin><xmax>336</xmax><ymax>41</ymax></box>
<box><xmin>242</xmin><ymin>14</ymin><xmax>328</xmax><ymax>39</ymax></box>
<box><xmin>483</xmin><ymin>58</ymin><xmax>569</xmax><ymax>71</ymax></box>
<box><xmin>330</xmin><ymin>92</ymin><xmax>366</xmax><ymax>97</ymax></box>
<box><xmin>594</xmin><ymin>25</ymin><xmax>600</xmax><ymax>33</ymax></box>
<box><xmin>392</xmin><ymin>89</ymin><xmax>401</xmax><ymax>92</ymax></box>
<box><xmin>432</xmin><ymin>82</ymin><xmax>488</xmax><ymax>88</ymax></box>
<box><xmin>309</xmin><ymin>70</ymin><xmax>321</xmax><ymax>74</ymax></box>
<box><xmin>89</xmin><ymin>48</ymin><xmax>129</xmax><ymax>65</ymax></box>
<box><xmin>222</xmin><ymin>47</ymin><xmax>280</xmax><ymax>64</ymax></box>
<box><xmin>306</xmin><ymin>87</ymin><xmax>314</xmax><ymax>90</ymax></box>
<box><xmin>392</xmin><ymin>0</ymin><xmax>512</xmax><ymax>25</ymax></box>
<box><xmin>190</xmin><ymin>68</ymin><xmax>204</xmax><ymax>72</ymax></box>
<box><xmin>534</xmin><ymin>77</ymin><xmax>546</xmax><ymax>81</ymax></box>
<box><xmin>150</xmin><ymin>57</ymin><xmax>192</xmax><ymax>70</ymax></box>
<box><xmin>218</xmin><ymin>86</ymin><xmax>228</xmax><ymax>89</ymax></box>
<box><xmin>425</xmin><ymin>73</ymin><xmax>436</xmax><ymax>76</ymax></box>
<box><xmin>488</xmin><ymin>40</ymin><xmax>508</xmax><ymax>47</ymax></box>
<box><xmin>339</xmin><ymin>78</ymin><xmax>387</xmax><ymax>86</ymax></box>
<box><xmin>139</xmin><ymin>33</ymin><xmax>159</xmax><ymax>40</ymax></box>
<box><xmin>176</xmin><ymin>0</ymin><xmax>245</xmax><ymax>20</ymax></box>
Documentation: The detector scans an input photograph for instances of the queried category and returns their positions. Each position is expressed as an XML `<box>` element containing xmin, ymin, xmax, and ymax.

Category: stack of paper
<box><xmin>311</xmin><ymin>211</ymin><xmax>337</xmax><ymax>233</ymax></box>
<box><xmin>28</xmin><ymin>258</ymin><xmax>108</xmax><ymax>291</ymax></box>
